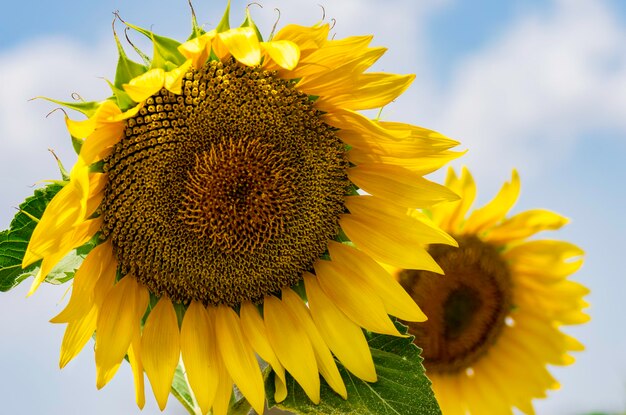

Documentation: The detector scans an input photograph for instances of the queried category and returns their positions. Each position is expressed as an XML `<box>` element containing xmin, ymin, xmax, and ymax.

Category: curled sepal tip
<box><xmin>120</xmin><ymin>18</ymin><xmax>186</xmax><ymax>70</ymax></box>
<box><xmin>32</xmin><ymin>96</ymin><xmax>100</xmax><ymax>118</ymax></box>
<box><xmin>242</xmin><ymin>3</ymin><xmax>264</xmax><ymax>42</ymax></box>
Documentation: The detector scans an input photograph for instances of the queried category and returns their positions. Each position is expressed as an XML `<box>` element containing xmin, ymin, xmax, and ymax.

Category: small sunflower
<box><xmin>396</xmin><ymin>167</ymin><xmax>588</xmax><ymax>415</ymax></box>
<box><xmin>21</xmin><ymin>4</ymin><xmax>462</xmax><ymax>414</ymax></box>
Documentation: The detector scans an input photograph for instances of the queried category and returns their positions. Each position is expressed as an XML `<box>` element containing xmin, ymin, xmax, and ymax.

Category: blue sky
<box><xmin>0</xmin><ymin>0</ymin><xmax>625</xmax><ymax>414</ymax></box>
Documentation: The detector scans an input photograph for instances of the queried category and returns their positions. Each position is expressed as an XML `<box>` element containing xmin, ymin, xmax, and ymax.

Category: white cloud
<box><xmin>428</xmin><ymin>0</ymin><xmax>626</xmax><ymax>186</ymax></box>
<box><xmin>0</xmin><ymin>2</ymin><xmax>625</xmax><ymax>412</ymax></box>
<box><xmin>0</xmin><ymin>37</ymin><xmax>115</xmax><ymax>227</ymax></box>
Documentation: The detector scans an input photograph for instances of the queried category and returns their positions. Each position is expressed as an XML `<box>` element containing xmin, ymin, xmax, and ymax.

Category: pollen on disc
<box><xmin>100</xmin><ymin>59</ymin><xmax>348</xmax><ymax>306</ymax></box>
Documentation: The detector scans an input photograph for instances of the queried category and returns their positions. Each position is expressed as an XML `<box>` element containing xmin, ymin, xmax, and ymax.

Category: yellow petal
<box><xmin>64</xmin><ymin>100</ymin><xmax>121</xmax><ymax>138</ymax></box>
<box><xmin>274</xmin><ymin>374</ymin><xmax>288</xmax><ymax>404</ymax></box>
<box><xmin>348</xmin><ymin>163</ymin><xmax>459</xmax><ymax>208</ymax></box>
<box><xmin>339</xmin><ymin>196</ymin><xmax>455</xmax><ymax>273</ymax></box>
<box><xmin>273</xmin><ymin>23</ymin><xmax>329</xmax><ymax>54</ymax></box>
<box><xmin>486</xmin><ymin>209</ymin><xmax>569</xmax><ymax>243</ymax></box>
<box><xmin>437</xmin><ymin>374</ymin><xmax>467</xmax><ymax>415</ymax></box>
<box><xmin>51</xmin><ymin>242</ymin><xmax>115</xmax><ymax>324</ymax></box>
<box><xmin>314</xmin><ymin>259</ymin><xmax>401</xmax><ymax>336</ymax></box>
<box><xmin>178</xmin><ymin>33</ymin><xmax>215</xmax><ymax>68</ymax></box>
<box><xmin>378</xmin><ymin>121</ymin><xmax>460</xmax><ymax>149</ymax></box>
<box><xmin>504</xmin><ymin>240</ymin><xmax>584</xmax><ymax>279</ymax></box>
<box><xmin>85</xmin><ymin>172</ymin><xmax>107</xmax><ymax>218</ymax></box>
<box><xmin>514</xmin><ymin>314</ymin><xmax>583</xmax><ymax>362</ymax></box>
<box><xmin>214</xmin><ymin>305</ymin><xmax>265</xmax><ymax>414</ymax></box>
<box><xmin>239</xmin><ymin>301</ymin><xmax>287</xmax><ymax>402</ymax></box>
<box><xmin>128</xmin><ymin>326</ymin><xmax>146</xmax><ymax>410</ymax></box>
<box><xmin>79</xmin><ymin>122</ymin><xmax>125</xmax><ymax>165</ymax></box>
<box><xmin>142</xmin><ymin>296</ymin><xmax>181</xmax><ymax>411</ymax></box>
<box><xmin>431</xmin><ymin>166</ymin><xmax>476</xmax><ymax>232</ymax></box>
<box><xmin>293</xmin><ymin>35</ymin><xmax>374</xmax><ymax>78</ymax></box>
<box><xmin>316</xmin><ymin>73</ymin><xmax>415</xmax><ymax>111</ymax></box>
<box><xmin>93</xmin><ymin>250</ymin><xmax>118</xmax><ymax>309</ymax></box>
<box><xmin>340</xmin><ymin>214</ymin><xmax>442</xmax><ymax>272</ymax></box>
<box><xmin>210</xmin><ymin>352</ymin><xmax>233</xmax><ymax>415</ymax></box>
<box><xmin>261</xmin><ymin>40</ymin><xmax>300</xmax><ymax>70</ymax></box>
<box><xmin>264</xmin><ymin>295</ymin><xmax>320</xmax><ymax>403</ymax></box>
<box><xmin>164</xmin><ymin>59</ymin><xmax>193</xmax><ymax>95</ymax></box>
<box><xmin>303</xmin><ymin>273</ymin><xmax>376</xmax><ymax>382</ymax></box>
<box><xmin>217</xmin><ymin>27</ymin><xmax>261</xmax><ymax>67</ymax></box>
<box><xmin>180</xmin><ymin>301</ymin><xmax>219</xmax><ymax>415</ymax></box>
<box><xmin>210</xmin><ymin>32</ymin><xmax>231</xmax><ymax>62</ymax></box>
<box><xmin>557</xmin><ymin>308</ymin><xmax>591</xmax><ymax>325</ymax></box>
<box><xmin>95</xmin><ymin>276</ymin><xmax>148</xmax><ymax>389</ymax></box>
<box><xmin>59</xmin><ymin>304</ymin><xmax>97</xmax><ymax>368</ymax></box>
<box><xmin>123</xmin><ymin>68</ymin><xmax>166</xmax><ymax>103</ymax></box>
<box><xmin>23</xmin><ymin>160</ymin><xmax>91</xmax><ymax>267</ymax></box>
<box><xmin>323</xmin><ymin>108</ymin><xmax>410</xmax><ymax>142</ymax></box>
<box><xmin>347</xmin><ymin>148</ymin><xmax>464</xmax><ymax>176</ymax></box>
<box><xmin>471</xmin><ymin>363</ymin><xmax>518</xmax><ymax>415</ymax></box>
<box><xmin>297</xmin><ymin>48</ymin><xmax>387</xmax><ymax>94</ymax></box>
<box><xmin>327</xmin><ymin>241</ymin><xmax>426</xmax><ymax>322</ymax></box>
<box><xmin>473</xmin><ymin>368</ymin><xmax>512</xmax><ymax>415</ymax></box>
<box><xmin>464</xmin><ymin>169</ymin><xmax>521</xmax><ymax>234</ymax></box>
<box><xmin>66</xmin><ymin>115</ymin><xmax>97</xmax><ymax>140</ymax></box>
<box><xmin>281</xmin><ymin>288</ymin><xmax>347</xmax><ymax>399</ymax></box>
<box><xmin>27</xmin><ymin>217</ymin><xmax>102</xmax><ymax>296</ymax></box>
<box><xmin>339</xmin><ymin>120</ymin><xmax>456</xmax><ymax>159</ymax></box>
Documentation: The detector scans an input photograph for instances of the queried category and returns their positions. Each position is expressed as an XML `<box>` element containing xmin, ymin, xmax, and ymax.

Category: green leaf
<box><xmin>171</xmin><ymin>364</ymin><xmax>200</xmax><ymax>415</ymax></box>
<box><xmin>106</xmin><ymin>79</ymin><xmax>137</xmax><ymax>112</ymax></box>
<box><xmin>0</xmin><ymin>183</ymin><xmax>63</xmax><ymax>291</ymax></box>
<box><xmin>266</xmin><ymin>321</ymin><xmax>441</xmax><ymax>415</ymax></box>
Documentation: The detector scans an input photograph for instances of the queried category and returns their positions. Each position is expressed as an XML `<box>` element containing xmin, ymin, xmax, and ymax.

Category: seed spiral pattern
<box><xmin>398</xmin><ymin>235</ymin><xmax>512</xmax><ymax>373</ymax></box>
<box><xmin>100</xmin><ymin>59</ymin><xmax>348</xmax><ymax>306</ymax></box>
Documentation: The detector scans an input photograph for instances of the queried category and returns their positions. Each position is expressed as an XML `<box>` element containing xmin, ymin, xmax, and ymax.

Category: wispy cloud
<box><xmin>0</xmin><ymin>37</ymin><xmax>114</xmax><ymax>227</ymax></box>
<box><xmin>429</xmin><ymin>0</ymin><xmax>626</xmax><ymax>185</ymax></box>
<box><xmin>0</xmin><ymin>1</ymin><xmax>623</xmax><ymax>414</ymax></box>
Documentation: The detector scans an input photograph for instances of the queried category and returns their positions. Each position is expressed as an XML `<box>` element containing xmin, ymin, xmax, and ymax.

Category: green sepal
<box><xmin>123</xmin><ymin>21</ymin><xmax>186</xmax><ymax>69</ymax></box>
<box><xmin>89</xmin><ymin>160</ymin><xmax>105</xmax><ymax>174</ymax></box>
<box><xmin>173</xmin><ymin>301</ymin><xmax>186</xmax><ymax>327</ymax></box>
<box><xmin>187</xmin><ymin>1</ymin><xmax>206</xmax><ymax>40</ymax></box>
<box><xmin>216</xmin><ymin>0</ymin><xmax>231</xmax><ymax>33</ymax></box>
<box><xmin>34</xmin><ymin>96</ymin><xmax>100</xmax><ymax>118</ymax></box>
<box><xmin>71</xmin><ymin>136</ymin><xmax>84</xmax><ymax>155</ymax></box>
<box><xmin>105</xmin><ymin>79</ymin><xmax>137</xmax><ymax>112</ymax></box>
<box><xmin>241</xmin><ymin>5</ymin><xmax>264</xmax><ymax>41</ymax></box>
<box><xmin>266</xmin><ymin>321</ymin><xmax>442</xmax><ymax>415</ymax></box>
<box><xmin>113</xmin><ymin>34</ymin><xmax>148</xmax><ymax>89</ymax></box>
<box><xmin>0</xmin><ymin>183</ymin><xmax>63</xmax><ymax>291</ymax></box>
<box><xmin>51</xmin><ymin>151</ymin><xmax>70</xmax><ymax>181</ymax></box>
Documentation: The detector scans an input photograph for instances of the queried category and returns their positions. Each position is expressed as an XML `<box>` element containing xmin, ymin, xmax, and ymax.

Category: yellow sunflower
<box><xmin>395</xmin><ymin>167</ymin><xmax>588</xmax><ymax>415</ymax></box>
<box><xmin>21</xmin><ymin>4</ymin><xmax>462</xmax><ymax>415</ymax></box>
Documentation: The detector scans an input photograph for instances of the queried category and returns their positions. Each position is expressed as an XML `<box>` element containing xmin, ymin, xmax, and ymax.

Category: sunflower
<box><xmin>395</xmin><ymin>167</ymin><xmax>588</xmax><ymax>415</ymax></box>
<box><xmin>21</xmin><ymin>4</ymin><xmax>462</xmax><ymax>414</ymax></box>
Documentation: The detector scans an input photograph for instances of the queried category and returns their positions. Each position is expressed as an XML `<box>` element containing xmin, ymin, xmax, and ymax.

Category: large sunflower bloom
<box><xmin>396</xmin><ymin>167</ymin><xmax>588</xmax><ymax>415</ymax></box>
<box><xmin>22</xmin><ymin>5</ymin><xmax>462</xmax><ymax>415</ymax></box>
